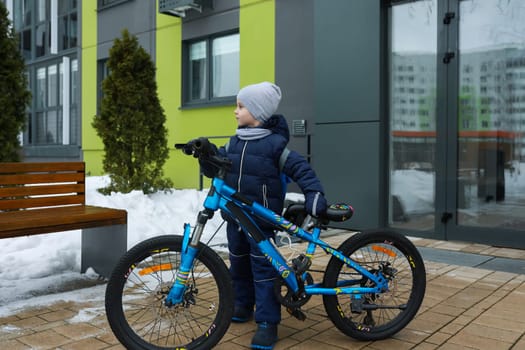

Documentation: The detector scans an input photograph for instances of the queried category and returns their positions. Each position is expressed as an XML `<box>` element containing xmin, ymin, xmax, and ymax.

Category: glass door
<box><xmin>452</xmin><ymin>0</ymin><xmax>525</xmax><ymax>241</ymax></box>
<box><xmin>389</xmin><ymin>0</ymin><xmax>525</xmax><ymax>247</ymax></box>
<box><xmin>389</xmin><ymin>0</ymin><xmax>438</xmax><ymax>233</ymax></box>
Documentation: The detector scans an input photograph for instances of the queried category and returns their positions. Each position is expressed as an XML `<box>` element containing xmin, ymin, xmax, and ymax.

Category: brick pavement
<box><xmin>1</xmin><ymin>230</ymin><xmax>524</xmax><ymax>349</ymax></box>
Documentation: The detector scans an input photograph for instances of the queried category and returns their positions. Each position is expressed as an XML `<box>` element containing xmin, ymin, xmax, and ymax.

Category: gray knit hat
<box><xmin>237</xmin><ymin>82</ymin><xmax>282</xmax><ymax>123</ymax></box>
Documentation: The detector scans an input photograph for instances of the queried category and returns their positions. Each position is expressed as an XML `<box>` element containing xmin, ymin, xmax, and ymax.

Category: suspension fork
<box><xmin>165</xmin><ymin>209</ymin><xmax>212</xmax><ymax>306</ymax></box>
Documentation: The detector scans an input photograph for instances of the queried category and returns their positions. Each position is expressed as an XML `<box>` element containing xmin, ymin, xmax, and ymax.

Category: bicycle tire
<box><xmin>105</xmin><ymin>235</ymin><xmax>233</xmax><ymax>350</ymax></box>
<box><xmin>322</xmin><ymin>230</ymin><xmax>426</xmax><ymax>341</ymax></box>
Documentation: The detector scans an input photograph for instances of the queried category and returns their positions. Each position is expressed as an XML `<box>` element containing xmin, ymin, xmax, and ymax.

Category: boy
<box><xmin>203</xmin><ymin>82</ymin><xmax>326</xmax><ymax>349</ymax></box>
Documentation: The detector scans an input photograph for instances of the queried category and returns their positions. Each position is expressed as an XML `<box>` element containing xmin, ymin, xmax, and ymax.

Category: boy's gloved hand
<box><xmin>305</xmin><ymin>192</ymin><xmax>327</xmax><ymax>217</ymax></box>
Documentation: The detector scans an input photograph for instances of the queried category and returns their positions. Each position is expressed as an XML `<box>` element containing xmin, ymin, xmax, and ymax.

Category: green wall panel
<box><xmin>81</xmin><ymin>1</ymin><xmax>102</xmax><ymax>175</ymax></box>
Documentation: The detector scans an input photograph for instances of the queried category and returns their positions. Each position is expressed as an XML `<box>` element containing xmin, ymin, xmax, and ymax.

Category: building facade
<box><xmin>3</xmin><ymin>0</ymin><xmax>525</xmax><ymax>249</ymax></box>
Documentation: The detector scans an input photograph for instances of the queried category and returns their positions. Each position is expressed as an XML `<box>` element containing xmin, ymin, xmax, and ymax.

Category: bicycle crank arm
<box><xmin>361</xmin><ymin>303</ymin><xmax>407</xmax><ymax>311</ymax></box>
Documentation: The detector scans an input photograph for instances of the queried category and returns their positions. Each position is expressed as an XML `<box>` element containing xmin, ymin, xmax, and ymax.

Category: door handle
<box><xmin>443</xmin><ymin>52</ymin><xmax>455</xmax><ymax>64</ymax></box>
<box><xmin>441</xmin><ymin>212</ymin><xmax>453</xmax><ymax>223</ymax></box>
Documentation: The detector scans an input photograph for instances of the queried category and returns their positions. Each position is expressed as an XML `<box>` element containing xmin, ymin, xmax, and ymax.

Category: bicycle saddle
<box><xmin>324</xmin><ymin>203</ymin><xmax>354</xmax><ymax>222</ymax></box>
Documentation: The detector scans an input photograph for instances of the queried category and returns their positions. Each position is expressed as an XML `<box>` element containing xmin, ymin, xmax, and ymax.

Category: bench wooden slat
<box><xmin>0</xmin><ymin>183</ymin><xmax>84</xmax><ymax>198</ymax></box>
<box><xmin>0</xmin><ymin>172</ymin><xmax>85</xmax><ymax>186</ymax></box>
<box><xmin>0</xmin><ymin>205</ymin><xmax>127</xmax><ymax>239</ymax></box>
<box><xmin>0</xmin><ymin>195</ymin><xmax>85</xmax><ymax>210</ymax></box>
<box><xmin>0</xmin><ymin>162</ymin><xmax>85</xmax><ymax>173</ymax></box>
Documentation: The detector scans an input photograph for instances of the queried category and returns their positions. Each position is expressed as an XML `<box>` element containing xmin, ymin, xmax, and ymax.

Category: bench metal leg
<box><xmin>81</xmin><ymin>224</ymin><xmax>127</xmax><ymax>279</ymax></box>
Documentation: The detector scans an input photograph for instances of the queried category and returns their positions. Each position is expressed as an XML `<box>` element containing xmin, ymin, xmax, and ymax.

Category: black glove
<box><xmin>183</xmin><ymin>138</ymin><xmax>212</xmax><ymax>158</ymax></box>
<box><xmin>305</xmin><ymin>192</ymin><xmax>327</xmax><ymax>217</ymax></box>
<box><xmin>182</xmin><ymin>141</ymin><xmax>196</xmax><ymax>156</ymax></box>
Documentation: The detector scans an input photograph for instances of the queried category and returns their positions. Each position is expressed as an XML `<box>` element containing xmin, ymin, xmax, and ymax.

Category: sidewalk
<box><xmin>1</xmin><ymin>230</ymin><xmax>524</xmax><ymax>349</ymax></box>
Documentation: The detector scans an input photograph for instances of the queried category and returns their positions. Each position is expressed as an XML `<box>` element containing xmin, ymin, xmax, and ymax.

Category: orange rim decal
<box><xmin>372</xmin><ymin>245</ymin><xmax>397</xmax><ymax>258</ymax></box>
<box><xmin>139</xmin><ymin>263</ymin><xmax>173</xmax><ymax>276</ymax></box>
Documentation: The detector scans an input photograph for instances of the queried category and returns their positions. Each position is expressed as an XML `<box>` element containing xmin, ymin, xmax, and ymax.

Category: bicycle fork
<box><xmin>165</xmin><ymin>209</ymin><xmax>212</xmax><ymax>306</ymax></box>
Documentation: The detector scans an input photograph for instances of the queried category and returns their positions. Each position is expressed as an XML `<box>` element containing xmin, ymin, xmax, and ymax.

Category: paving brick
<box><xmin>417</xmin><ymin>310</ymin><xmax>456</xmax><ymax>325</ymax></box>
<box><xmin>53</xmin><ymin>322</ymin><xmax>104</xmax><ymax>340</ymax></box>
<box><xmin>0</xmin><ymin>323</ymin><xmax>34</xmax><ymax>341</ymax></box>
<box><xmin>39</xmin><ymin>309</ymin><xmax>77</xmax><ymax>322</ymax></box>
<box><xmin>0</xmin><ymin>314</ymin><xmax>21</xmax><ymax>325</ymax></box>
<box><xmin>12</xmin><ymin>306</ymin><xmax>53</xmax><ymax>319</ymax></box>
<box><xmin>512</xmin><ymin>337</ymin><xmax>525</xmax><ymax>350</ymax></box>
<box><xmin>462</xmin><ymin>322</ymin><xmax>522</xmax><ymax>343</ymax></box>
<box><xmin>10</xmin><ymin>315</ymin><xmax>48</xmax><ymax>330</ymax></box>
<box><xmin>439</xmin><ymin>322</ymin><xmax>465</xmax><ymax>335</ymax></box>
<box><xmin>32</xmin><ymin>319</ymin><xmax>67</xmax><ymax>333</ymax></box>
<box><xmin>0</xmin><ymin>339</ymin><xmax>31</xmax><ymax>350</ymax></box>
<box><xmin>286</xmin><ymin>338</ymin><xmax>343</xmax><ymax>350</ymax></box>
<box><xmin>309</xmin><ymin>327</ymin><xmax>367</xmax><ymax>349</ymax></box>
<box><xmin>404</xmin><ymin>342</ymin><xmax>438</xmax><ymax>350</ymax></box>
<box><xmin>215</xmin><ymin>341</ymin><xmax>248</xmax><ymax>349</ymax></box>
<box><xmin>392</xmin><ymin>328</ymin><xmax>429</xmax><ymax>344</ymax></box>
<box><xmin>474</xmin><ymin>314</ymin><xmax>525</xmax><ymax>333</ymax></box>
<box><xmin>59</xmin><ymin>337</ymin><xmax>109</xmax><ymax>350</ymax></box>
<box><xmin>18</xmin><ymin>329</ymin><xmax>70</xmax><ymax>349</ymax></box>
<box><xmin>429</xmin><ymin>303</ymin><xmax>465</xmax><ymax>317</ymax></box>
<box><xmin>447</xmin><ymin>331</ymin><xmax>513</xmax><ymax>350</ymax></box>
<box><xmin>425</xmin><ymin>331</ymin><xmax>452</xmax><ymax>345</ymax></box>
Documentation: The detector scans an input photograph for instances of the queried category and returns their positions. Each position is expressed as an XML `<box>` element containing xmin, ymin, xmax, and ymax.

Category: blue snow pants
<box><xmin>226</xmin><ymin>222</ymin><xmax>281</xmax><ymax>324</ymax></box>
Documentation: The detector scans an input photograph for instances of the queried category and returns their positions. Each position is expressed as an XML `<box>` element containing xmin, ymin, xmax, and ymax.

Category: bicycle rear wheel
<box><xmin>323</xmin><ymin>230</ymin><xmax>426</xmax><ymax>341</ymax></box>
<box><xmin>105</xmin><ymin>235</ymin><xmax>233</xmax><ymax>350</ymax></box>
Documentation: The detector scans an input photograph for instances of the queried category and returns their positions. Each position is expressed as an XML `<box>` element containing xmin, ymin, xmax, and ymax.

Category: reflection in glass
<box><xmin>36</xmin><ymin>67</ymin><xmax>46</xmax><ymax>109</ymax></box>
<box><xmin>36</xmin><ymin>23</ymin><xmax>46</xmax><ymax>57</ymax></box>
<box><xmin>70</xmin><ymin>12</ymin><xmax>78</xmax><ymax>47</ymax></box>
<box><xmin>190</xmin><ymin>41</ymin><xmax>206</xmax><ymax>100</ymax></box>
<box><xmin>48</xmin><ymin>64</ymin><xmax>57</xmax><ymax>107</ymax></box>
<box><xmin>457</xmin><ymin>0</ymin><xmax>525</xmax><ymax>230</ymax></box>
<box><xmin>37</xmin><ymin>0</ymin><xmax>46</xmax><ymax>22</ymax></box>
<box><xmin>212</xmin><ymin>34</ymin><xmax>239</xmax><ymax>98</ymax></box>
<box><xmin>389</xmin><ymin>0</ymin><xmax>437</xmax><ymax>231</ymax></box>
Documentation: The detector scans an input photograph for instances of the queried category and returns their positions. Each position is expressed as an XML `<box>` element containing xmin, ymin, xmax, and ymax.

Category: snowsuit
<box><xmin>215</xmin><ymin>114</ymin><xmax>325</xmax><ymax>324</ymax></box>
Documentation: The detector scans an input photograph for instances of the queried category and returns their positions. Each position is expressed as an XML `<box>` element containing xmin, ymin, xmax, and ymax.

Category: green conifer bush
<box><xmin>93</xmin><ymin>29</ymin><xmax>172</xmax><ymax>194</ymax></box>
<box><xmin>0</xmin><ymin>2</ymin><xmax>31</xmax><ymax>162</ymax></box>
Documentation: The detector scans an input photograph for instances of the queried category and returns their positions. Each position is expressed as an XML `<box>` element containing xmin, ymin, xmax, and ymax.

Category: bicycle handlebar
<box><xmin>175</xmin><ymin>137</ymin><xmax>232</xmax><ymax>177</ymax></box>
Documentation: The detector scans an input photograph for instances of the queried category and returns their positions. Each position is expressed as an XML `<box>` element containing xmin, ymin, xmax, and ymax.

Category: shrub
<box><xmin>0</xmin><ymin>2</ymin><xmax>31</xmax><ymax>162</ymax></box>
<box><xmin>93</xmin><ymin>29</ymin><xmax>172</xmax><ymax>194</ymax></box>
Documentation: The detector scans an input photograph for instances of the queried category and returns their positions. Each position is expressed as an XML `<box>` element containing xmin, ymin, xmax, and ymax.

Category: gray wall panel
<box><xmin>314</xmin><ymin>0</ymin><xmax>380</xmax><ymax>124</ymax></box>
<box><xmin>313</xmin><ymin>123</ymin><xmax>380</xmax><ymax>229</ymax></box>
<box><xmin>97</xmin><ymin>1</ymin><xmax>156</xmax><ymax>60</ymax></box>
<box><xmin>312</xmin><ymin>0</ymin><xmax>382</xmax><ymax>229</ymax></box>
<box><xmin>182</xmin><ymin>0</ymin><xmax>239</xmax><ymax>40</ymax></box>
<box><xmin>275</xmin><ymin>0</ymin><xmax>314</xmax><ymax>157</ymax></box>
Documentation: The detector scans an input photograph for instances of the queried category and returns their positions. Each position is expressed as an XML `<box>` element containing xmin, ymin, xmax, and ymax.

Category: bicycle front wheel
<box><xmin>323</xmin><ymin>230</ymin><xmax>426</xmax><ymax>341</ymax></box>
<box><xmin>105</xmin><ymin>235</ymin><xmax>233</xmax><ymax>350</ymax></box>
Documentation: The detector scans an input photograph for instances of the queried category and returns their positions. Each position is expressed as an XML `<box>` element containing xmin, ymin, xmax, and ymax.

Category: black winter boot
<box><xmin>251</xmin><ymin>322</ymin><xmax>278</xmax><ymax>350</ymax></box>
<box><xmin>232</xmin><ymin>305</ymin><xmax>253</xmax><ymax>323</ymax></box>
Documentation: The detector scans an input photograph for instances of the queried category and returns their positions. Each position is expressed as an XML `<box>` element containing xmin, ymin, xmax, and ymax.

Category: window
<box><xmin>183</xmin><ymin>32</ymin><xmax>239</xmax><ymax>107</ymax></box>
<box><xmin>97</xmin><ymin>59</ymin><xmax>110</xmax><ymax>112</ymax></box>
<box><xmin>58</xmin><ymin>0</ymin><xmax>78</xmax><ymax>50</ymax></box>
<box><xmin>27</xmin><ymin>57</ymin><xmax>78</xmax><ymax>146</ymax></box>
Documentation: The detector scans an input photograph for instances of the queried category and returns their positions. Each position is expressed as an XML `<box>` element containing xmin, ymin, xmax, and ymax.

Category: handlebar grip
<box><xmin>193</xmin><ymin>137</ymin><xmax>211</xmax><ymax>150</ymax></box>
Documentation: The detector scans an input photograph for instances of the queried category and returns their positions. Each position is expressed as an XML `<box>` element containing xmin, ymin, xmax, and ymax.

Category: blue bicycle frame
<box><xmin>166</xmin><ymin>176</ymin><xmax>390</xmax><ymax>306</ymax></box>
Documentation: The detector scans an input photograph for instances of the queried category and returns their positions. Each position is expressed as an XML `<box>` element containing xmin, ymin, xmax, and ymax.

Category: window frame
<box><xmin>97</xmin><ymin>0</ymin><xmax>131</xmax><ymax>11</ymax></box>
<box><xmin>181</xmin><ymin>30</ymin><xmax>239</xmax><ymax>109</ymax></box>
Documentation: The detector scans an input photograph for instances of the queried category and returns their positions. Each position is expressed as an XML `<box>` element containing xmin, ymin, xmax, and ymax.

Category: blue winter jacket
<box><xmin>215</xmin><ymin>115</ymin><xmax>325</xmax><ymax>226</ymax></box>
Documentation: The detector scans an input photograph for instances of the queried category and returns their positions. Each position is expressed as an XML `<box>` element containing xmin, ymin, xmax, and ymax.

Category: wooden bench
<box><xmin>0</xmin><ymin>162</ymin><xmax>127</xmax><ymax>278</ymax></box>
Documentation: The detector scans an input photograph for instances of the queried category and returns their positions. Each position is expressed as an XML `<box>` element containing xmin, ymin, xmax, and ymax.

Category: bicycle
<box><xmin>105</xmin><ymin>137</ymin><xmax>426</xmax><ymax>349</ymax></box>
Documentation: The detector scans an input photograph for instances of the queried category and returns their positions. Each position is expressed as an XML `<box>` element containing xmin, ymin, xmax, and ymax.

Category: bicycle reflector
<box><xmin>139</xmin><ymin>263</ymin><xmax>174</xmax><ymax>276</ymax></box>
<box><xmin>371</xmin><ymin>245</ymin><xmax>397</xmax><ymax>258</ymax></box>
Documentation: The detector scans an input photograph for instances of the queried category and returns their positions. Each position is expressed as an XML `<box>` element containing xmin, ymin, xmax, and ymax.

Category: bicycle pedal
<box><xmin>286</xmin><ymin>307</ymin><xmax>306</xmax><ymax>321</ymax></box>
